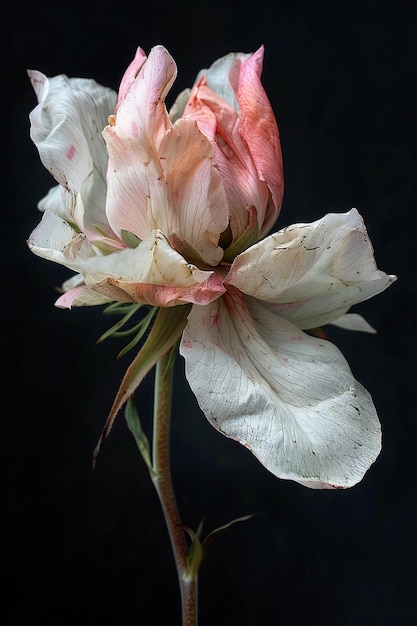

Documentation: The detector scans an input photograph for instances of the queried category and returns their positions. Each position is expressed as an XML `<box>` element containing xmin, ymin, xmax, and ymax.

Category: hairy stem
<box><xmin>151</xmin><ymin>350</ymin><xmax>198</xmax><ymax>626</ymax></box>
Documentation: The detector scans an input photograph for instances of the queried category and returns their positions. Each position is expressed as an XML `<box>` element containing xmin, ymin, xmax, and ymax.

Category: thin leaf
<box><xmin>97</xmin><ymin>303</ymin><xmax>142</xmax><ymax>343</ymax></box>
<box><xmin>202</xmin><ymin>514</ymin><xmax>254</xmax><ymax>551</ymax></box>
<box><xmin>117</xmin><ymin>307</ymin><xmax>158</xmax><ymax>359</ymax></box>
<box><xmin>92</xmin><ymin>304</ymin><xmax>191</xmax><ymax>467</ymax></box>
<box><xmin>125</xmin><ymin>398</ymin><xmax>155</xmax><ymax>476</ymax></box>
<box><xmin>183</xmin><ymin>526</ymin><xmax>204</xmax><ymax>582</ymax></box>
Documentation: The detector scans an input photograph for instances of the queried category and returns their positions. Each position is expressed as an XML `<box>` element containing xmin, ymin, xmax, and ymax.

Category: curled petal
<box><xmin>57</xmin><ymin>274</ymin><xmax>224</xmax><ymax>308</ymax></box>
<box><xmin>55</xmin><ymin>285</ymin><xmax>113</xmax><ymax>308</ymax></box>
<box><xmin>79</xmin><ymin>229</ymin><xmax>226</xmax><ymax>305</ymax></box>
<box><xmin>169</xmin><ymin>88</ymin><xmax>192</xmax><ymax>122</ymax></box>
<box><xmin>28</xmin><ymin>212</ymin><xmax>224</xmax><ymax>307</ymax></box>
<box><xmin>180</xmin><ymin>289</ymin><xmax>381</xmax><ymax>488</ymax></box>
<box><xmin>27</xmin><ymin>210</ymin><xmax>97</xmax><ymax>265</ymax></box>
<box><xmin>28</xmin><ymin>69</ymin><xmax>117</xmax><ymax>242</ymax></box>
<box><xmin>158</xmin><ymin>119</ymin><xmax>228</xmax><ymax>265</ymax></box>
<box><xmin>115</xmin><ymin>46</ymin><xmax>147</xmax><ymax>111</ymax></box>
<box><xmin>231</xmin><ymin>46</ymin><xmax>284</xmax><ymax>236</ymax></box>
<box><xmin>88</xmin><ymin>272</ymin><xmax>225</xmax><ymax>307</ymax></box>
<box><xmin>103</xmin><ymin>46</ymin><xmax>176</xmax><ymax>241</ymax></box>
<box><xmin>104</xmin><ymin>46</ymin><xmax>228</xmax><ymax>264</ymax></box>
<box><xmin>330</xmin><ymin>313</ymin><xmax>377</xmax><ymax>333</ymax></box>
<box><xmin>184</xmin><ymin>46</ymin><xmax>283</xmax><ymax>242</ymax></box>
<box><xmin>226</xmin><ymin>209</ymin><xmax>396</xmax><ymax>329</ymax></box>
<box><xmin>194</xmin><ymin>51</ymin><xmax>248</xmax><ymax>110</ymax></box>
<box><xmin>36</xmin><ymin>184</ymin><xmax>66</xmax><ymax>218</ymax></box>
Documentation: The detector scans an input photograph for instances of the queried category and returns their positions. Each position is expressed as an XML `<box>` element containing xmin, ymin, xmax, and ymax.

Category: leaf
<box><xmin>116</xmin><ymin>307</ymin><xmax>158</xmax><ymax>359</ymax></box>
<box><xmin>202</xmin><ymin>514</ymin><xmax>254</xmax><ymax>551</ymax></box>
<box><xmin>92</xmin><ymin>304</ymin><xmax>191</xmax><ymax>467</ymax></box>
<box><xmin>97</xmin><ymin>303</ymin><xmax>143</xmax><ymax>343</ymax></box>
<box><xmin>121</xmin><ymin>229</ymin><xmax>142</xmax><ymax>248</ymax></box>
<box><xmin>183</xmin><ymin>526</ymin><xmax>204</xmax><ymax>582</ymax></box>
<box><xmin>125</xmin><ymin>398</ymin><xmax>154</xmax><ymax>476</ymax></box>
<box><xmin>183</xmin><ymin>514</ymin><xmax>254</xmax><ymax>580</ymax></box>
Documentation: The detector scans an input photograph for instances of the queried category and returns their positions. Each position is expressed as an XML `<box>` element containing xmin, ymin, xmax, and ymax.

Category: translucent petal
<box><xmin>28</xmin><ymin>69</ymin><xmax>117</xmax><ymax>241</ymax></box>
<box><xmin>55</xmin><ymin>286</ymin><xmax>113</xmax><ymax>308</ymax></box>
<box><xmin>330</xmin><ymin>313</ymin><xmax>377</xmax><ymax>334</ymax></box>
<box><xmin>180</xmin><ymin>289</ymin><xmax>381</xmax><ymax>488</ymax></box>
<box><xmin>184</xmin><ymin>46</ymin><xmax>283</xmax><ymax>242</ymax></box>
<box><xmin>226</xmin><ymin>209</ymin><xmax>396</xmax><ymax>328</ymax></box>
<box><xmin>28</xmin><ymin>211</ymin><xmax>224</xmax><ymax>307</ymax></box>
<box><xmin>104</xmin><ymin>46</ymin><xmax>228</xmax><ymax>264</ymax></box>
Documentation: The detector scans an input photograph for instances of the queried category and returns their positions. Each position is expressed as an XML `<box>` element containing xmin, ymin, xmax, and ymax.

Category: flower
<box><xmin>27</xmin><ymin>44</ymin><xmax>396</xmax><ymax>489</ymax></box>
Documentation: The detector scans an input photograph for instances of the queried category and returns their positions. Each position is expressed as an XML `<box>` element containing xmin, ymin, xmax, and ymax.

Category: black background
<box><xmin>5</xmin><ymin>1</ymin><xmax>416</xmax><ymax>624</ymax></box>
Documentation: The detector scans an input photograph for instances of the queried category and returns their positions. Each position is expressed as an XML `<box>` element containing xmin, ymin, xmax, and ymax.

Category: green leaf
<box><xmin>97</xmin><ymin>303</ymin><xmax>143</xmax><ymax>343</ymax></box>
<box><xmin>125</xmin><ymin>398</ymin><xmax>154</xmax><ymax>476</ymax></box>
<box><xmin>116</xmin><ymin>307</ymin><xmax>158</xmax><ymax>359</ymax></box>
<box><xmin>202</xmin><ymin>514</ymin><xmax>254</xmax><ymax>551</ymax></box>
<box><xmin>92</xmin><ymin>304</ymin><xmax>191</xmax><ymax>467</ymax></box>
<box><xmin>182</xmin><ymin>514</ymin><xmax>254</xmax><ymax>580</ymax></box>
<box><xmin>222</xmin><ymin>206</ymin><xmax>259</xmax><ymax>262</ymax></box>
<box><xmin>163</xmin><ymin>342</ymin><xmax>179</xmax><ymax>377</ymax></box>
<box><xmin>121</xmin><ymin>229</ymin><xmax>141</xmax><ymax>248</ymax></box>
<box><xmin>183</xmin><ymin>526</ymin><xmax>204</xmax><ymax>582</ymax></box>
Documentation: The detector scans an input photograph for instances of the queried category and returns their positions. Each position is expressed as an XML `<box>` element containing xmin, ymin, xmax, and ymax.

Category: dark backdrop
<box><xmin>5</xmin><ymin>1</ymin><xmax>416</xmax><ymax>624</ymax></box>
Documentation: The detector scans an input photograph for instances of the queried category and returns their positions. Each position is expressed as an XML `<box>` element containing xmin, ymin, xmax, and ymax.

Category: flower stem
<box><xmin>151</xmin><ymin>350</ymin><xmax>198</xmax><ymax>626</ymax></box>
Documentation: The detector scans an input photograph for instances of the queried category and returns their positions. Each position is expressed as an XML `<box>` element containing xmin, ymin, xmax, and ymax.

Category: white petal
<box><xmin>195</xmin><ymin>51</ymin><xmax>250</xmax><ymax>112</ymax></box>
<box><xmin>27</xmin><ymin>210</ymin><xmax>96</xmax><ymax>265</ymax></box>
<box><xmin>29</xmin><ymin>212</ymin><xmax>213</xmax><ymax>287</ymax></box>
<box><xmin>226</xmin><ymin>209</ymin><xmax>396</xmax><ymax>328</ymax></box>
<box><xmin>55</xmin><ymin>285</ymin><xmax>113</xmax><ymax>308</ymax></box>
<box><xmin>83</xmin><ymin>230</ymin><xmax>214</xmax><ymax>288</ymax></box>
<box><xmin>330</xmin><ymin>313</ymin><xmax>377</xmax><ymax>333</ymax></box>
<box><xmin>28</xmin><ymin>211</ymin><xmax>224</xmax><ymax>306</ymax></box>
<box><xmin>37</xmin><ymin>184</ymin><xmax>65</xmax><ymax>216</ymax></box>
<box><xmin>169</xmin><ymin>88</ymin><xmax>191</xmax><ymax>122</ymax></box>
<box><xmin>61</xmin><ymin>273</ymin><xmax>85</xmax><ymax>291</ymax></box>
<box><xmin>180</xmin><ymin>289</ymin><xmax>381</xmax><ymax>489</ymax></box>
<box><xmin>28</xmin><ymin>69</ymin><xmax>117</xmax><ymax>240</ymax></box>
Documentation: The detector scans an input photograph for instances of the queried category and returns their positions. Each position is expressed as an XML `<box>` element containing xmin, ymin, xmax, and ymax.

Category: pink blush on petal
<box><xmin>67</xmin><ymin>145</ymin><xmax>76</xmax><ymax>160</ymax></box>
<box><xmin>131</xmin><ymin>120</ymin><xmax>139</xmax><ymax>137</ymax></box>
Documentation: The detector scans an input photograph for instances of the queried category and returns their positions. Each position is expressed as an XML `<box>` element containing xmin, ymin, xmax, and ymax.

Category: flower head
<box><xmin>27</xmin><ymin>44</ymin><xmax>396</xmax><ymax>489</ymax></box>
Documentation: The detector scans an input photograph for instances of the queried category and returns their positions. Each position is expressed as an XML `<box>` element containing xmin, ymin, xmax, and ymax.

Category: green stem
<box><xmin>151</xmin><ymin>351</ymin><xmax>198</xmax><ymax>626</ymax></box>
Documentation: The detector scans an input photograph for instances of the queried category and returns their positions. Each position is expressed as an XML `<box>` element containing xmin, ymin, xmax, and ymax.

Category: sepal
<box><xmin>183</xmin><ymin>514</ymin><xmax>253</xmax><ymax>581</ymax></box>
<box><xmin>92</xmin><ymin>304</ymin><xmax>191</xmax><ymax>466</ymax></box>
<box><xmin>124</xmin><ymin>398</ymin><xmax>154</xmax><ymax>476</ymax></box>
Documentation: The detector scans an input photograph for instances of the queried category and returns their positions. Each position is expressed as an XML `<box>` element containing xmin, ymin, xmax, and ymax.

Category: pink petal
<box><xmin>55</xmin><ymin>285</ymin><xmax>113</xmax><ymax>308</ymax></box>
<box><xmin>28</xmin><ymin>69</ymin><xmax>117</xmax><ymax>242</ymax></box>
<box><xmin>183</xmin><ymin>47</ymin><xmax>284</xmax><ymax>242</ymax></box>
<box><xmin>115</xmin><ymin>46</ymin><xmax>147</xmax><ymax>111</ymax></box>
<box><xmin>184</xmin><ymin>76</ymin><xmax>263</xmax><ymax>243</ymax></box>
<box><xmin>90</xmin><ymin>271</ymin><xmax>225</xmax><ymax>307</ymax></box>
<box><xmin>234</xmin><ymin>47</ymin><xmax>284</xmax><ymax>236</ymax></box>
<box><xmin>104</xmin><ymin>46</ymin><xmax>228</xmax><ymax>264</ymax></box>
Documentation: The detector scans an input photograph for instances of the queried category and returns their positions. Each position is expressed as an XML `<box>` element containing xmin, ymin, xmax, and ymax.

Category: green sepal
<box><xmin>201</xmin><ymin>513</ymin><xmax>254</xmax><ymax>551</ymax></box>
<box><xmin>125</xmin><ymin>397</ymin><xmax>155</xmax><ymax>476</ymax></box>
<box><xmin>183</xmin><ymin>514</ymin><xmax>253</xmax><ymax>581</ymax></box>
<box><xmin>97</xmin><ymin>303</ymin><xmax>143</xmax><ymax>343</ymax></box>
<box><xmin>92</xmin><ymin>304</ymin><xmax>191</xmax><ymax>467</ymax></box>
<box><xmin>222</xmin><ymin>206</ymin><xmax>259</xmax><ymax>263</ymax></box>
<box><xmin>121</xmin><ymin>229</ymin><xmax>141</xmax><ymax>248</ymax></box>
<box><xmin>183</xmin><ymin>525</ymin><xmax>204</xmax><ymax>582</ymax></box>
<box><xmin>163</xmin><ymin>342</ymin><xmax>178</xmax><ymax>377</ymax></box>
<box><xmin>116</xmin><ymin>308</ymin><xmax>158</xmax><ymax>359</ymax></box>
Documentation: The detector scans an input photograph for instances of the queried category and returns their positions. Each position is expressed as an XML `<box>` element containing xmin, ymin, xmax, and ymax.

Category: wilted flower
<box><xmin>27</xmin><ymin>44</ymin><xmax>396</xmax><ymax>489</ymax></box>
